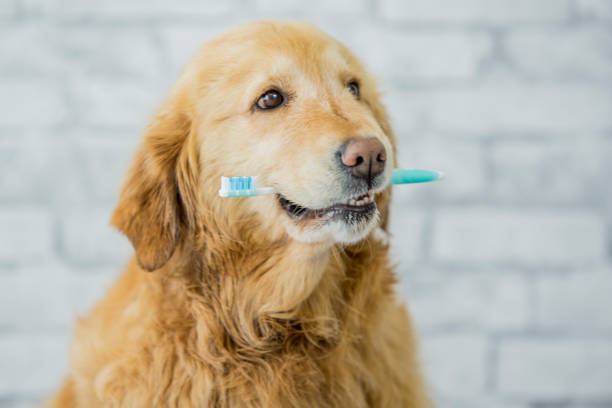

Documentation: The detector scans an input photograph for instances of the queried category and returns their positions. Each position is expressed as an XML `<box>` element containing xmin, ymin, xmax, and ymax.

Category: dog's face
<box><xmin>189</xmin><ymin>22</ymin><xmax>395</xmax><ymax>244</ymax></box>
<box><xmin>112</xmin><ymin>21</ymin><xmax>396</xmax><ymax>271</ymax></box>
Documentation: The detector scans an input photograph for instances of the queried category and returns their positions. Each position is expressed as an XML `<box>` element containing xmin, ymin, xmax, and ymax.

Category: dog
<box><xmin>47</xmin><ymin>21</ymin><xmax>431</xmax><ymax>407</ymax></box>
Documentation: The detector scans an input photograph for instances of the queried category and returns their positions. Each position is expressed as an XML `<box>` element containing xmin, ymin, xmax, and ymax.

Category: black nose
<box><xmin>338</xmin><ymin>137</ymin><xmax>386</xmax><ymax>186</ymax></box>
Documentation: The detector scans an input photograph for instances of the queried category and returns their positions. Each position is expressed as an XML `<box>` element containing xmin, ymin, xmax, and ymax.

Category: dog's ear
<box><xmin>111</xmin><ymin>99</ymin><xmax>199</xmax><ymax>271</ymax></box>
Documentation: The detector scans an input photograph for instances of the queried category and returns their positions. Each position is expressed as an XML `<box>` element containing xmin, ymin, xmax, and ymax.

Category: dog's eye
<box><xmin>347</xmin><ymin>81</ymin><xmax>360</xmax><ymax>99</ymax></box>
<box><xmin>256</xmin><ymin>90</ymin><xmax>284</xmax><ymax>110</ymax></box>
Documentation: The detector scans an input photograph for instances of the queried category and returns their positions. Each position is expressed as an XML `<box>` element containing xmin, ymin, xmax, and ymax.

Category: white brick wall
<box><xmin>421</xmin><ymin>333</ymin><xmax>488</xmax><ymax>401</ymax></box>
<box><xmin>0</xmin><ymin>209</ymin><xmax>54</xmax><ymax>265</ymax></box>
<box><xmin>576</xmin><ymin>0</ymin><xmax>612</xmax><ymax>20</ymax></box>
<box><xmin>0</xmin><ymin>81</ymin><xmax>68</xmax><ymax>127</ymax></box>
<box><xmin>0</xmin><ymin>1</ymin><xmax>17</xmax><ymax>19</ymax></box>
<box><xmin>379</xmin><ymin>0</ymin><xmax>572</xmax><ymax>24</ymax></box>
<box><xmin>344</xmin><ymin>28</ymin><xmax>493</xmax><ymax>82</ymax></box>
<box><xmin>0</xmin><ymin>334</ymin><xmax>69</xmax><ymax>397</ymax></box>
<box><xmin>159</xmin><ymin>24</ymin><xmax>235</xmax><ymax>77</ymax></box>
<box><xmin>57</xmin><ymin>27</ymin><xmax>164</xmax><ymax>79</ymax></box>
<box><xmin>535</xmin><ymin>270</ymin><xmax>612</xmax><ymax>332</ymax></box>
<box><xmin>498</xmin><ymin>339</ymin><xmax>612</xmax><ymax>399</ymax></box>
<box><xmin>0</xmin><ymin>264</ymin><xmax>118</xmax><ymax>331</ymax></box>
<box><xmin>255</xmin><ymin>0</ymin><xmax>371</xmax><ymax>16</ymax></box>
<box><xmin>59</xmin><ymin>209</ymin><xmax>132</xmax><ymax>265</ymax></box>
<box><xmin>388</xmin><ymin>207</ymin><xmax>428</xmax><ymax>267</ymax></box>
<box><xmin>387</xmin><ymin>82</ymin><xmax>612</xmax><ymax>135</ymax></box>
<box><xmin>2</xmin><ymin>1</ymin><xmax>611</xmax><ymax>407</ymax></box>
<box><xmin>490</xmin><ymin>140</ymin><xmax>612</xmax><ymax>204</ymax></box>
<box><xmin>70</xmin><ymin>77</ymin><xmax>162</xmax><ymax>128</ymax></box>
<box><xmin>0</xmin><ymin>23</ymin><xmax>63</xmax><ymax>76</ymax></box>
<box><xmin>506</xmin><ymin>27</ymin><xmax>612</xmax><ymax>80</ymax></box>
<box><xmin>401</xmin><ymin>271</ymin><xmax>530</xmax><ymax>333</ymax></box>
<box><xmin>395</xmin><ymin>138</ymin><xmax>486</xmax><ymax>201</ymax></box>
<box><xmin>54</xmin><ymin>0</ymin><xmax>235</xmax><ymax>20</ymax></box>
<box><xmin>432</xmin><ymin>209</ymin><xmax>607</xmax><ymax>266</ymax></box>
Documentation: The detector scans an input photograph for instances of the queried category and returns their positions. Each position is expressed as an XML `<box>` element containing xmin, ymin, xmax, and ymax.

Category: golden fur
<box><xmin>47</xmin><ymin>21</ymin><xmax>431</xmax><ymax>407</ymax></box>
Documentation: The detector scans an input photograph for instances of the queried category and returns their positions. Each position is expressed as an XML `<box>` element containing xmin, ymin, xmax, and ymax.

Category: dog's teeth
<box><xmin>341</xmin><ymin>194</ymin><xmax>377</xmax><ymax>207</ymax></box>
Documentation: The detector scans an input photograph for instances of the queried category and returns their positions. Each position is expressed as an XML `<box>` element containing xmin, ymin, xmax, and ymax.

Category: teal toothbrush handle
<box><xmin>390</xmin><ymin>169</ymin><xmax>444</xmax><ymax>184</ymax></box>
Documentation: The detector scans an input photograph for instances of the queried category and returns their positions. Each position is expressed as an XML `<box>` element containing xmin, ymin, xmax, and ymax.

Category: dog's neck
<box><xmin>157</xmin><ymin>219</ymin><xmax>393</xmax><ymax>361</ymax></box>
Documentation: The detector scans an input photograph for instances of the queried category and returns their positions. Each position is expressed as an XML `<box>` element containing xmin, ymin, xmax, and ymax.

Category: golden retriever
<box><xmin>47</xmin><ymin>21</ymin><xmax>431</xmax><ymax>407</ymax></box>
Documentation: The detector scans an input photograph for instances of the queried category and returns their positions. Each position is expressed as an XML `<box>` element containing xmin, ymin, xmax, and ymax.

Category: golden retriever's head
<box><xmin>112</xmin><ymin>21</ymin><xmax>396</xmax><ymax>271</ymax></box>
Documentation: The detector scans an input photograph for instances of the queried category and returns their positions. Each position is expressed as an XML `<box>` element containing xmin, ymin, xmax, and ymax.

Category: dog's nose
<box><xmin>339</xmin><ymin>137</ymin><xmax>386</xmax><ymax>184</ymax></box>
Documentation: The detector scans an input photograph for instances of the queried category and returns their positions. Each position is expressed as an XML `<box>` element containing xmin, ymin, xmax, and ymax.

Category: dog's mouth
<box><xmin>278</xmin><ymin>192</ymin><xmax>377</xmax><ymax>223</ymax></box>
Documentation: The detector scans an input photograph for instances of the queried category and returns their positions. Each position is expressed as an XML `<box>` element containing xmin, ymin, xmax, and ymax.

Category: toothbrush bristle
<box><xmin>219</xmin><ymin>176</ymin><xmax>258</xmax><ymax>197</ymax></box>
<box><xmin>229</xmin><ymin>176</ymin><xmax>253</xmax><ymax>191</ymax></box>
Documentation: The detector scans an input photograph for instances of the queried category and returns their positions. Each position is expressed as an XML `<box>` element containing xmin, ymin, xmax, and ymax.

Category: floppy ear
<box><xmin>111</xmin><ymin>100</ymin><xmax>199</xmax><ymax>271</ymax></box>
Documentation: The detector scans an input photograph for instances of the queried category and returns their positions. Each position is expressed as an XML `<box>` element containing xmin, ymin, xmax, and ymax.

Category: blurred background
<box><xmin>1</xmin><ymin>0</ymin><xmax>612</xmax><ymax>407</ymax></box>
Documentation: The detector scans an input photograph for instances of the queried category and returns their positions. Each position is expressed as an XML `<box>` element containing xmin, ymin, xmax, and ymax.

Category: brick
<box><xmin>59</xmin><ymin>208</ymin><xmax>132</xmax><ymax>265</ymax></box>
<box><xmin>386</xmin><ymin>81</ymin><xmax>612</xmax><ymax>135</ymax></box>
<box><xmin>70</xmin><ymin>136</ymin><xmax>137</xmax><ymax>204</ymax></box>
<box><xmin>380</xmin><ymin>90</ymin><xmax>424</xmax><ymax>135</ymax></box>
<box><xmin>536</xmin><ymin>270</ymin><xmax>612</xmax><ymax>332</ymax></box>
<box><xmin>0</xmin><ymin>398</ymin><xmax>39</xmax><ymax>408</ymax></box>
<box><xmin>70</xmin><ymin>77</ymin><xmax>162</xmax><ymax>128</ymax></box>
<box><xmin>506</xmin><ymin>27</ymin><xmax>612</xmax><ymax>80</ymax></box>
<box><xmin>491</xmin><ymin>140</ymin><xmax>612</xmax><ymax>204</ymax></box>
<box><xmin>393</xmin><ymin>138</ymin><xmax>485</xmax><ymax>202</ymax></box>
<box><xmin>433</xmin><ymin>395</ymin><xmax>528</xmax><ymax>408</ymax></box>
<box><xmin>432</xmin><ymin>209</ymin><xmax>607</xmax><ymax>266</ymax></box>
<box><xmin>380</xmin><ymin>0</ymin><xmax>572</xmax><ymax>24</ymax></box>
<box><xmin>13</xmin><ymin>130</ymin><xmax>139</xmax><ymax>207</ymax></box>
<box><xmin>388</xmin><ymin>205</ymin><xmax>426</xmax><ymax>267</ymax></box>
<box><xmin>0</xmin><ymin>333</ymin><xmax>70</xmax><ymax>396</ymax></box>
<box><xmin>577</xmin><ymin>0</ymin><xmax>612</xmax><ymax>20</ymax></box>
<box><xmin>160</xmin><ymin>24</ymin><xmax>491</xmax><ymax>84</ymax></box>
<box><xmin>0</xmin><ymin>264</ymin><xmax>119</xmax><ymax>330</ymax></box>
<box><xmin>0</xmin><ymin>136</ymin><xmax>128</xmax><ymax>208</ymax></box>
<box><xmin>255</xmin><ymin>0</ymin><xmax>369</xmax><ymax>15</ymax></box>
<box><xmin>402</xmin><ymin>272</ymin><xmax>529</xmax><ymax>332</ymax></box>
<box><xmin>55</xmin><ymin>0</ymin><xmax>234</xmax><ymax>19</ymax></box>
<box><xmin>0</xmin><ymin>139</ymin><xmax>68</xmax><ymax>204</ymax></box>
<box><xmin>67</xmin><ymin>267</ymin><xmax>122</xmax><ymax>314</ymax></box>
<box><xmin>57</xmin><ymin>27</ymin><xmax>164</xmax><ymax>79</ymax></box>
<box><xmin>421</xmin><ymin>333</ymin><xmax>487</xmax><ymax>400</ymax></box>
<box><xmin>0</xmin><ymin>23</ymin><xmax>62</xmax><ymax>76</ymax></box>
<box><xmin>562</xmin><ymin>405</ymin><xmax>612</xmax><ymax>408</ymax></box>
<box><xmin>18</xmin><ymin>0</ymin><xmax>56</xmax><ymax>17</ymax></box>
<box><xmin>159</xmin><ymin>24</ymin><xmax>233</xmax><ymax>78</ymax></box>
<box><xmin>0</xmin><ymin>0</ymin><xmax>17</xmax><ymax>18</ymax></box>
<box><xmin>0</xmin><ymin>268</ymin><xmax>74</xmax><ymax>329</ymax></box>
<box><xmin>498</xmin><ymin>339</ymin><xmax>612</xmax><ymax>399</ymax></box>
<box><xmin>0</xmin><ymin>208</ymin><xmax>54</xmax><ymax>264</ymax></box>
<box><xmin>344</xmin><ymin>28</ymin><xmax>492</xmax><ymax>82</ymax></box>
<box><xmin>0</xmin><ymin>81</ymin><xmax>68</xmax><ymax>127</ymax></box>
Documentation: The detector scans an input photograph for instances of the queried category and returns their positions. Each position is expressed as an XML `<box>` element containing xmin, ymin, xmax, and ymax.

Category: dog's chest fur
<box><xmin>62</xmin><ymin>239</ymin><xmax>429</xmax><ymax>407</ymax></box>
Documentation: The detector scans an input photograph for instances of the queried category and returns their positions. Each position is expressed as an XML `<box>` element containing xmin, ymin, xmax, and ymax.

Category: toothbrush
<box><xmin>218</xmin><ymin>169</ymin><xmax>444</xmax><ymax>198</ymax></box>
